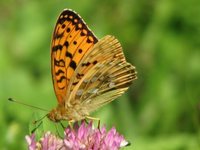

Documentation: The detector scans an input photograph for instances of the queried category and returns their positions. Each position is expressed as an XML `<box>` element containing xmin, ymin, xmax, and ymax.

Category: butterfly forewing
<box><xmin>51</xmin><ymin>9</ymin><xmax>98</xmax><ymax>104</ymax></box>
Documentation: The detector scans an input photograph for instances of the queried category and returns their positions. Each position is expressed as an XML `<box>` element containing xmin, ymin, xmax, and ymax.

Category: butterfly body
<box><xmin>48</xmin><ymin>9</ymin><xmax>137</xmax><ymax>122</ymax></box>
<box><xmin>48</xmin><ymin>103</ymin><xmax>89</xmax><ymax>122</ymax></box>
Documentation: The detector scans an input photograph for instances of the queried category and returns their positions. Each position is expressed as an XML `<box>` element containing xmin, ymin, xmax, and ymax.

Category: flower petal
<box><xmin>26</xmin><ymin>121</ymin><xmax>129</xmax><ymax>150</ymax></box>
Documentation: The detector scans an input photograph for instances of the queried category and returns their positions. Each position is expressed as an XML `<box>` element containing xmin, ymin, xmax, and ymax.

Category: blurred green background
<box><xmin>0</xmin><ymin>0</ymin><xmax>200</xmax><ymax>149</ymax></box>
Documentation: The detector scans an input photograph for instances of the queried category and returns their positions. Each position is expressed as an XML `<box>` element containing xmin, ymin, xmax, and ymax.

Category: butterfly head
<box><xmin>47</xmin><ymin>104</ymin><xmax>89</xmax><ymax>122</ymax></box>
<box><xmin>47</xmin><ymin>104</ymin><xmax>66</xmax><ymax>122</ymax></box>
<box><xmin>47</xmin><ymin>109</ymin><xmax>60</xmax><ymax>122</ymax></box>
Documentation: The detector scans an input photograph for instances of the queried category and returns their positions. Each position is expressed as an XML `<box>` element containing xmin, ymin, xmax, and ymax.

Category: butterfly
<box><xmin>47</xmin><ymin>9</ymin><xmax>137</xmax><ymax>123</ymax></box>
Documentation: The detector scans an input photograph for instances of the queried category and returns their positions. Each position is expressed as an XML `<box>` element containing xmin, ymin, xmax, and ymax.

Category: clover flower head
<box><xmin>26</xmin><ymin>121</ymin><xmax>129</xmax><ymax>150</ymax></box>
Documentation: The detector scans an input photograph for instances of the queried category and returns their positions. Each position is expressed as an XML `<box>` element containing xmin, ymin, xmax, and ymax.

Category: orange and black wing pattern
<box><xmin>51</xmin><ymin>9</ymin><xmax>98</xmax><ymax>104</ymax></box>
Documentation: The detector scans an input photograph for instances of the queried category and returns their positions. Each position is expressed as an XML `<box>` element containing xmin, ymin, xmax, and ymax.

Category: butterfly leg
<box><xmin>68</xmin><ymin>120</ymin><xmax>75</xmax><ymax>128</ymax></box>
<box><xmin>86</xmin><ymin>116</ymin><xmax>100</xmax><ymax>129</ymax></box>
<box><xmin>31</xmin><ymin>121</ymin><xmax>43</xmax><ymax>133</ymax></box>
<box><xmin>54</xmin><ymin>123</ymin><xmax>63</xmax><ymax>138</ymax></box>
<box><xmin>59</xmin><ymin>121</ymin><xmax>65</xmax><ymax>129</ymax></box>
<box><xmin>32</xmin><ymin>114</ymin><xmax>47</xmax><ymax>124</ymax></box>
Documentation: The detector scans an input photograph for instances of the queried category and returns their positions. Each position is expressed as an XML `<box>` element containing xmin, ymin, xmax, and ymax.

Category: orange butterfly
<box><xmin>47</xmin><ymin>9</ymin><xmax>137</xmax><ymax>123</ymax></box>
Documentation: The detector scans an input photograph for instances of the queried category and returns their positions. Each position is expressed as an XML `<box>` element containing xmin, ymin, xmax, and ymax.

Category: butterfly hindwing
<box><xmin>67</xmin><ymin>35</ymin><xmax>137</xmax><ymax>112</ymax></box>
<box><xmin>51</xmin><ymin>9</ymin><xmax>98</xmax><ymax>104</ymax></box>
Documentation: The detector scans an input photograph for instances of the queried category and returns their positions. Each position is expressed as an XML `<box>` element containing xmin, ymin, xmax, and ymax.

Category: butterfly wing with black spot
<box><xmin>67</xmin><ymin>35</ymin><xmax>137</xmax><ymax>112</ymax></box>
<box><xmin>51</xmin><ymin>9</ymin><xmax>98</xmax><ymax>104</ymax></box>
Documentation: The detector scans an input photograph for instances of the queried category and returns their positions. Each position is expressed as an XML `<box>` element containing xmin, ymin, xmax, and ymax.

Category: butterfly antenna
<box><xmin>8</xmin><ymin>98</ymin><xmax>49</xmax><ymax>112</ymax></box>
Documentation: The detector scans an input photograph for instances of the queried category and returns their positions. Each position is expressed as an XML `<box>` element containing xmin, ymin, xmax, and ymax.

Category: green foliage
<box><xmin>0</xmin><ymin>0</ymin><xmax>199</xmax><ymax>149</ymax></box>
